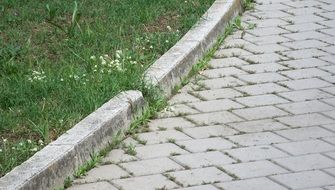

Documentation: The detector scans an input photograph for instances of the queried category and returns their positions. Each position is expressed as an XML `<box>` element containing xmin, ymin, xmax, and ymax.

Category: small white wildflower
<box><xmin>167</xmin><ymin>25</ymin><xmax>172</xmax><ymax>31</ymax></box>
<box><xmin>83</xmin><ymin>82</ymin><xmax>86</xmax><ymax>85</ymax></box>
<box><xmin>82</xmin><ymin>74</ymin><xmax>86</xmax><ymax>77</ymax></box>
<box><xmin>150</xmin><ymin>45</ymin><xmax>153</xmax><ymax>49</ymax></box>
<box><xmin>116</xmin><ymin>50</ymin><xmax>122</xmax><ymax>59</ymax></box>
<box><xmin>94</xmin><ymin>65</ymin><xmax>98</xmax><ymax>68</ymax></box>
<box><xmin>142</xmin><ymin>47</ymin><xmax>146</xmax><ymax>50</ymax></box>
<box><xmin>19</xmin><ymin>142</ymin><xmax>23</xmax><ymax>146</ymax></box>
<box><xmin>101</xmin><ymin>59</ymin><xmax>107</xmax><ymax>65</ymax></box>
<box><xmin>90</xmin><ymin>55</ymin><xmax>96</xmax><ymax>60</ymax></box>
<box><xmin>27</xmin><ymin>139</ymin><xmax>32</xmax><ymax>144</ymax></box>
<box><xmin>30</xmin><ymin>147</ymin><xmax>38</xmax><ymax>152</ymax></box>
<box><xmin>38</xmin><ymin>140</ymin><xmax>43</xmax><ymax>145</ymax></box>
<box><xmin>73</xmin><ymin>75</ymin><xmax>79</xmax><ymax>80</ymax></box>
<box><xmin>165</xmin><ymin>40</ymin><xmax>169</xmax><ymax>43</ymax></box>
<box><xmin>12</xmin><ymin>147</ymin><xmax>16</xmax><ymax>150</ymax></box>
<box><xmin>3</xmin><ymin>139</ymin><xmax>7</xmax><ymax>143</ymax></box>
<box><xmin>60</xmin><ymin>78</ymin><xmax>64</xmax><ymax>82</ymax></box>
<box><xmin>93</xmin><ymin>69</ymin><xmax>97</xmax><ymax>72</ymax></box>
<box><xmin>0</xmin><ymin>149</ymin><xmax>2</xmax><ymax>152</ymax></box>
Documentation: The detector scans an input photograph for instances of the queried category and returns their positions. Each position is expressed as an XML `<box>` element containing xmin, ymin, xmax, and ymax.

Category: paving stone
<box><xmin>270</xmin><ymin>170</ymin><xmax>335</xmax><ymax>189</ymax></box>
<box><xmin>209</xmin><ymin>57</ymin><xmax>249</xmax><ymax>68</ymax></box>
<box><xmin>243</xmin><ymin>44</ymin><xmax>290</xmax><ymax>54</ymax></box>
<box><xmin>279</xmin><ymin>58</ymin><xmax>330</xmax><ymax>69</ymax></box>
<box><xmin>283</xmin><ymin>31</ymin><xmax>330</xmax><ymax>41</ymax></box>
<box><xmin>323</xmin><ymin>136</ymin><xmax>335</xmax><ymax>145</ymax></box>
<box><xmin>148</xmin><ymin>117</ymin><xmax>195</xmax><ymax>131</ymax></box>
<box><xmin>214</xmin><ymin>48</ymin><xmax>253</xmax><ymax>58</ymax></box>
<box><xmin>240</xmin><ymin>63</ymin><xmax>289</xmax><ymax>73</ymax></box>
<box><xmin>323</xmin><ymin>124</ymin><xmax>335</xmax><ymax>133</ymax></box>
<box><xmin>201</xmin><ymin>67</ymin><xmax>247</xmax><ymax>78</ymax></box>
<box><xmin>320</xmin><ymin>28</ymin><xmax>335</xmax><ymax>37</ymax></box>
<box><xmin>167</xmin><ymin>167</ymin><xmax>232</xmax><ymax>186</ymax></box>
<box><xmin>172</xmin><ymin>151</ymin><xmax>236</xmax><ymax>168</ymax></box>
<box><xmin>282</xmin><ymin>48</ymin><xmax>329</xmax><ymax>59</ymax></box>
<box><xmin>282</xmin><ymin>14</ymin><xmax>326</xmax><ymax>24</ymax></box>
<box><xmin>169</xmin><ymin>93</ymin><xmax>201</xmax><ymax>104</ymax></box>
<box><xmin>235</xmin><ymin>83</ymin><xmax>289</xmax><ymax>95</ymax></box>
<box><xmin>276</xmin><ymin>113</ymin><xmax>335</xmax><ymax>127</ymax></box>
<box><xmin>136</xmin><ymin>143</ymin><xmax>189</xmax><ymax>159</ymax></box>
<box><xmin>246</xmin><ymin>35</ymin><xmax>292</xmax><ymax>45</ymax></box>
<box><xmin>242</xmin><ymin>53</ymin><xmax>288</xmax><ymax>64</ymax></box>
<box><xmin>276</xmin><ymin>100</ymin><xmax>334</xmax><ymax>114</ymax></box>
<box><xmin>235</xmin><ymin>94</ymin><xmax>289</xmax><ymax>107</ymax></box>
<box><xmin>251</xmin><ymin>10</ymin><xmax>292</xmax><ymax>19</ymax></box>
<box><xmin>284</xmin><ymin>7</ymin><xmax>322</xmax><ymax>16</ymax></box>
<box><xmin>278</xmin><ymin>89</ymin><xmax>333</xmax><ymax>101</ymax></box>
<box><xmin>185</xmin><ymin>111</ymin><xmax>243</xmax><ymax>125</ymax></box>
<box><xmin>216</xmin><ymin>177</ymin><xmax>288</xmax><ymax>190</ymax></box>
<box><xmin>120</xmin><ymin>157</ymin><xmax>183</xmax><ymax>176</ymax></box>
<box><xmin>177</xmin><ymin>185</ymin><xmax>219</xmax><ymax>190</ymax></box>
<box><xmin>176</xmin><ymin>137</ymin><xmax>235</xmax><ymax>152</ymax></box>
<box><xmin>325</xmin><ymin>185</ymin><xmax>335</xmax><ymax>190</ymax></box>
<box><xmin>222</xmin><ymin>39</ymin><xmax>253</xmax><ymax>49</ymax></box>
<box><xmin>320</xmin><ymin>55</ymin><xmax>335</xmax><ymax>64</ymax></box>
<box><xmin>137</xmin><ymin>130</ymin><xmax>192</xmax><ymax>144</ymax></box>
<box><xmin>194</xmin><ymin>88</ymin><xmax>242</xmax><ymax>100</ymax></box>
<box><xmin>228</xmin><ymin>119</ymin><xmax>288</xmax><ymax>133</ymax></box>
<box><xmin>283</xmin><ymin>0</ymin><xmax>326</xmax><ymax>8</ymax></box>
<box><xmin>238</xmin><ymin>73</ymin><xmax>288</xmax><ymax>84</ymax></box>
<box><xmin>68</xmin><ymin>182</ymin><xmax>118</xmax><ymax>190</ymax></box>
<box><xmin>183</xmin><ymin>125</ymin><xmax>238</xmax><ymax>139</ymax></box>
<box><xmin>319</xmin><ymin>46</ymin><xmax>335</xmax><ymax>55</ymax></box>
<box><xmin>321</xmin><ymin>65</ymin><xmax>335</xmax><ymax>74</ymax></box>
<box><xmin>232</xmin><ymin>106</ymin><xmax>288</xmax><ymax>120</ymax></box>
<box><xmin>102</xmin><ymin>149</ymin><xmax>137</xmax><ymax>164</ymax></box>
<box><xmin>112</xmin><ymin>174</ymin><xmax>178</xmax><ymax>190</ymax></box>
<box><xmin>273</xmin><ymin>154</ymin><xmax>335</xmax><ymax>171</ymax></box>
<box><xmin>198</xmin><ymin>77</ymin><xmax>246</xmax><ymax>89</ymax></box>
<box><xmin>281</xmin><ymin>68</ymin><xmax>331</xmax><ymax>79</ymax></box>
<box><xmin>323</xmin><ymin>110</ymin><xmax>335</xmax><ymax>119</ymax></box>
<box><xmin>75</xmin><ymin>165</ymin><xmax>129</xmax><ymax>183</ymax></box>
<box><xmin>227</xmin><ymin>132</ymin><xmax>288</xmax><ymax>146</ymax></box>
<box><xmin>279</xmin><ymin>78</ymin><xmax>332</xmax><ymax>90</ymax></box>
<box><xmin>246</xmin><ymin>18</ymin><xmax>289</xmax><ymax>28</ymax></box>
<box><xmin>255</xmin><ymin>3</ymin><xmax>291</xmax><ymax>11</ymax></box>
<box><xmin>322</xmin><ymin>87</ymin><xmax>335</xmax><ymax>95</ymax></box>
<box><xmin>187</xmin><ymin>99</ymin><xmax>244</xmax><ymax>112</ymax></box>
<box><xmin>282</xmin><ymin>23</ymin><xmax>326</xmax><ymax>32</ymax></box>
<box><xmin>220</xmin><ymin>160</ymin><xmax>287</xmax><ymax>179</ymax></box>
<box><xmin>320</xmin><ymin>75</ymin><xmax>335</xmax><ymax>83</ymax></box>
<box><xmin>324</xmin><ymin>167</ymin><xmax>335</xmax><ymax>176</ymax></box>
<box><xmin>281</xmin><ymin>39</ymin><xmax>328</xmax><ymax>49</ymax></box>
<box><xmin>274</xmin><ymin>139</ymin><xmax>335</xmax><ymax>155</ymax></box>
<box><xmin>275</xmin><ymin>126</ymin><xmax>335</xmax><ymax>141</ymax></box>
<box><xmin>319</xmin><ymin>20</ymin><xmax>335</xmax><ymax>28</ymax></box>
<box><xmin>158</xmin><ymin>104</ymin><xmax>200</xmax><ymax>118</ymax></box>
<box><xmin>225</xmin><ymin>145</ymin><xmax>289</xmax><ymax>162</ymax></box>
<box><xmin>247</xmin><ymin>27</ymin><xmax>290</xmax><ymax>37</ymax></box>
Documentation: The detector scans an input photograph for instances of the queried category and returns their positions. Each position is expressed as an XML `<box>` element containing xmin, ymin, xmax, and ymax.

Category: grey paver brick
<box><xmin>276</xmin><ymin>100</ymin><xmax>334</xmax><ymax>114</ymax></box>
<box><xmin>275</xmin><ymin>126</ymin><xmax>334</xmax><ymax>141</ymax></box>
<box><xmin>136</xmin><ymin>143</ymin><xmax>189</xmax><ymax>159</ymax></box>
<box><xmin>225</xmin><ymin>145</ymin><xmax>289</xmax><ymax>162</ymax></box>
<box><xmin>320</xmin><ymin>55</ymin><xmax>335</xmax><ymax>64</ymax></box>
<box><xmin>323</xmin><ymin>124</ymin><xmax>335</xmax><ymax>133</ymax></box>
<box><xmin>235</xmin><ymin>83</ymin><xmax>289</xmax><ymax>95</ymax></box>
<box><xmin>158</xmin><ymin>104</ymin><xmax>199</xmax><ymax>118</ymax></box>
<box><xmin>75</xmin><ymin>165</ymin><xmax>129</xmax><ymax>183</ymax></box>
<box><xmin>137</xmin><ymin>130</ymin><xmax>192</xmax><ymax>145</ymax></box>
<box><xmin>243</xmin><ymin>44</ymin><xmax>290</xmax><ymax>54</ymax></box>
<box><xmin>323</xmin><ymin>136</ymin><xmax>335</xmax><ymax>145</ymax></box>
<box><xmin>283</xmin><ymin>31</ymin><xmax>330</xmax><ymax>41</ymax></box>
<box><xmin>282</xmin><ymin>15</ymin><xmax>326</xmax><ymax>24</ymax></box>
<box><xmin>235</xmin><ymin>94</ymin><xmax>289</xmax><ymax>107</ymax></box>
<box><xmin>232</xmin><ymin>106</ymin><xmax>288</xmax><ymax>120</ymax></box>
<box><xmin>280</xmin><ymin>68</ymin><xmax>331</xmax><ymax>79</ymax></box>
<box><xmin>278</xmin><ymin>89</ymin><xmax>333</xmax><ymax>101</ymax></box>
<box><xmin>251</xmin><ymin>10</ymin><xmax>291</xmax><ymax>19</ymax></box>
<box><xmin>102</xmin><ymin>149</ymin><xmax>137</xmax><ymax>164</ymax></box>
<box><xmin>237</xmin><ymin>73</ymin><xmax>288</xmax><ymax>84</ymax></box>
<box><xmin>220</xmin><ymin>160</ymin><xmax>287</xmax><ymax>179</ymax></box>
<box><xmin>176</xmin><ymin>137</ymin><xmax>235</xmax><ymax>152</ymax></box>
<box><xmin>112</xmin><ymin>174</ymin><xmax>178</xmax><ymax>190</ymax></box>
<box><xmin>270</xmin><ymin>170</ymin><xmax>335</xmax><ymax>189</ymax></box>
<box><xmin>281</xmin><ymin>39</ymin><xmax>328</xmax><ymax>49</ymax></box>
<box><xmin>201</xmin><ymin>67</ymin><xmax>247</xmax><ymax>78</ymax></box>
<box><xmin>279</xmin><ymin>78</ymin><xmax>332</xmax><ymax>90</ymax></box>
<box><xmin>276</xmin><ymin>113</ymin><xmax>335</xmax><ymax>127</ymax></box>
<box><xmin>167</xmin><ymin>167</ymin><xmax>232</xmax><ymax>186</ymax></box>
<box><xmin>228</xmin><ymin>119</ymin><xmax>288</xmax><ymax>133</ymax></box>
<box><xmin>242</xmin><ymin>53</ymin><xmax>288</xmax><ymax>64</ymax></box>
<box><xmin>185</xmin><ymin>111</ymin><xmax>243</xmax><ymax>125</ymax></box>
<box><xmin>176</xmin><ymin>185</ymin><xmax>219</xmax><ymax>190</ymax></box>
<box><xmin>322</xmin><ymin>97</ymin><xmax>335</xmax><ymax>106</ymax></box>
<box><xmin>279</xmin><ymin>58</ymin><xmax>330</xmax><ymax>69</ymax></box>
<box><xmin>183</xmin><ymin>125</ymin><xmax>238</xmax><ymax>139</ymax></box>
<box><xmin>68</xmin><ymin>182</ymin><xmax>118</xmax><ymax>190</ymax></box>
<box><xmin>284</xmin><ymin>7</ymin><xmax>322</xmax><ymax>16</ymax></box>
<box><xmin>246</xmin><ymin>18</ymin><xmax>289</xmax><ymax>28</ymax></box>
<box><xmin>194</xmin><ymin>88</ymin><xmax>242</xmax><ymax>100</ymax></box>
<box><xmin>273</xmin><ymin>154</ymin><xmax>335</xmax><ymax>171</ymax></box>
<box><xmin>172</xmin><ymin>151</ymin><xmax>236</xmax><ymax>168</ymax></box>
<box><xmin>227</xmin><ymin>132</ymin><xmax>288</xmax><ymax>146</ymax></box>
<box><xmin>198</xmin><ymin>77</ymin><xmax>246</xmax><ymax>89</ymax></box>
<box><xmin>169</xmin><ymin>93</ymin><xmax>201</xmax><ymax>104</ymax></box>
<box><xmin>209</xmin><ymin>57</ymin><xmax>249</xmax><ymax>68</ymax></box>
<box><xmin>240</xmin><ymin>63</ymin><xmax>289</xmax><ymax>73</ymax></box>
<box><xmin>216</xmin><ymin>177</ymin><xmax>288</xmax><ymax>190</ymax></box>
<box><xmin>214</xmin><ymin>48</ymin><xmax>253</xmax><ymax>58</ymax></box>
<box><xmin>247</xmin><ymin>27</ymin><xmax>290</xmax><ymax>36</ymax></box>
<box><xmin>322</xmin><ymin>66</ymin><xmax>335</xmax><ymax>74</ymax></box>
<box><xmin>148</xmin><ymin>117</ymin><xmax>195</xmax><ymax>131</ymax></box>
<box><xmin>282</xmin><ymin>48</ymin><xmax>329</xmax><ymax>59</ymax></box>
<box><xmin>282</xmin><ymin>23</ymin><xmax>326</xmax><ymax>32</ymax></box>
<box><xmin>120</xmin><ymin>157</ymin><xmax>183</xmax><ymax>176</ymax></box>
<box><xmin>187</xmin><ymin>99</ymin><xmax>244</xmax><ymax>112</ymax></box>
<box><xmin>246</xmin><ymin>35</ymin><xmax>291</xmax><ymax>45</ymax></box>
<box><xmin>274</xmin><ymin>139</ymin><xmax>335</xmax><ymax>155</ymax></box>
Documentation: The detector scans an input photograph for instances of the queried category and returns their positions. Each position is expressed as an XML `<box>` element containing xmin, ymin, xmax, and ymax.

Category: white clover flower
<box><xmin>150</xmin><ymin>45</ymin><xmax>153</xmax><ymax>49</ymax></box>
<box><xmin>3</xmin><ymin>139</ymin><xmax>7</xmax><ymax>143</ymax></box>
<box><xmin>0</xmin><ymin>149</ymin><xmax>2</xmax><ymax>152</ymax></box>
<box><xmin>73</xmin><ymin>75</ymin><xmax>79</xmax><ymax>80</ymax></box>
<box><xmin>116</xmin><ymin>50</ymin><xmax>122</xmax><ymax>59</ymax></box>
<box><xmin>165</xmin><ymin>40</ymin><xmax>169</xmax><ymax>43</ymax></box>
<box><xmin>142</xmin><ymin>47</ymin><xmax>146</xmax><ymax>50</ymax></box>
<box><xmin>12</xmin><ymin>147</ymin><xmax>16</xmax><ymax>150</ymax></box>
<box><xmin>19</xmin><ymin>142</ymin><xmax>23</xmax><ymax>146</ymax></box>
<box><xmin>93</xmin><ymin>69</ymin><xmax>97</xmax><ymax>72</ymax></box>
<box><xmin>30</xmin><ymin>147</ymin><xmax>38</xmax><ymax>152</ymax></box>
<box><xmin>60</xmin><ymin>78</ymin><xmax>64</xmax><ymax>82</ymax></box>
<box><xmin>38</xmin><ymin>140</ymin><xmax>43</xmax><ymax>145</ymax></box>
<box><xmin>90</xmin><ymin>55</ymin><xmax>96</xmax><ymax>60</ymax></box>
<box><xmin>27</xmin><ymin>139</ymin><xmax>32</xmax><ymax>144</ymax></box>
<box><xmin>167</xmin><ymin>25</ymin><xmax>172</xmax><ymax>31</ymax></box>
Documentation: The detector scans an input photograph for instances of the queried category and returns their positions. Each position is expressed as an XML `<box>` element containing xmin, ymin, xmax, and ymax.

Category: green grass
<box><xmin>0</xmin><ymin>0</ymin><xmax>215</xmax><ymax>176</ymax></box>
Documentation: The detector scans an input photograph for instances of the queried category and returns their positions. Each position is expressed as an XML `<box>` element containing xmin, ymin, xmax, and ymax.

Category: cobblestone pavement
<box><xmin>69</xmin><ymin>0</ymin><xmax>335</xmax><ymax>189</ymax></box>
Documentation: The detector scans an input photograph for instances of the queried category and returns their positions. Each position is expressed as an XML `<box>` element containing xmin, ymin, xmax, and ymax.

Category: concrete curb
<box><xmin>0</xmin><ymin>0</ymin><xmax>242</xmax><ymax>189</ymax></box>
<box><xmin>0</xmin><ymin>91</ymin><xmax>145</xmax><ymax>190</ymax></box>
<box><xmin>145</xmin><ymin>0</ymin><xmax>242</xmax><ymax>97</ymax></box>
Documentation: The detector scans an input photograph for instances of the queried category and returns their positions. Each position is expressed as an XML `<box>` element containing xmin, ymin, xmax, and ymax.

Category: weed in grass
<box><xmin>124</xmin><ymin>143</ymin><xmax>137</xmax><ymax>156</ymax></box>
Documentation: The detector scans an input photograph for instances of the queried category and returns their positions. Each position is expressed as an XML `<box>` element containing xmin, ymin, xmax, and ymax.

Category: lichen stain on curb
<box><xmin>145</xmin><ymin>0</ymin><xmax>242</xmax><ymax>97</ymax></box>
<box><xmin>0</xmin><ymin>0</ymin><xmax>242</xmax><ymax>189</ymax></box>
<box><xmin>0</xmin><ymin>91</ymin><xmax>145</xmax><ymax>190</ymax></box>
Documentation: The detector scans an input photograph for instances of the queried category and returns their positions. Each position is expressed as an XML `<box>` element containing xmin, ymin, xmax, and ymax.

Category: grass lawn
<box><xmin>0</xmin><ymin>0</ymin><xmax>215</xmax><ymax>176</ymax></box>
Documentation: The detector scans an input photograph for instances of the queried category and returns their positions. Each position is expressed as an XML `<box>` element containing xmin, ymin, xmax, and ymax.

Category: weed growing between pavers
<box><xmin>0</xmin><ymin>0</ymin><xmax>215</xmax><ymax>176</ymax></box>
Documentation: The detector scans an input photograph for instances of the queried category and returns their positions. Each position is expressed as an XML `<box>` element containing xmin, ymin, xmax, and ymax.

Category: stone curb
<box><xmin>0</xmin><ymin>0</ymin><xmax>242</xmax><ymax>189</ymax></box>
<box><xmin>145</xmin><ymin>0</ymin><xmax>242</xmax><ymax>97</ymax></box>
<box><xmin>0</xmin><ymin>91</ymin><xmax>145</xmax><ymax>190</ymax></box>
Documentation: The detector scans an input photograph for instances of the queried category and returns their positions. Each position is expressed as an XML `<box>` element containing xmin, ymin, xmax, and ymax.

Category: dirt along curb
<box><xmin>0</xmin><ymin>0</ymin><xmax>242</xmax><ymax>189</ymax></box>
